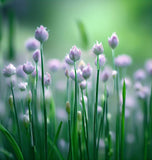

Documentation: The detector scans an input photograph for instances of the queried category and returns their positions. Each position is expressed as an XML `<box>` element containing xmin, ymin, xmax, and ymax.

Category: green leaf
<box><xmin>77</xmin><ymin>20</ymin><xmax>89</xmax><ymax>50</ymax></box>
<box><xmin>54</xmin><ymin>121</ymin><xmax>63</xmax><ymax>144</ymax></box>
<box><xmin>0</xmin><ymin>123</ymin><xmax>24</xmax><ymax>160</ymax></box>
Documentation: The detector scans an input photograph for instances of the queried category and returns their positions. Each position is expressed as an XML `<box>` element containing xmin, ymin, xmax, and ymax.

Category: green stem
<box><xmin>120</xmin><ymin>81</ymin><xmax>126</xmax><ymax>160</ymax></box>
<box><xmin>94</xmin><ymin>55</ymin><xmax>100</xmax><ymax>158</ymax></box>
<box><xmin>40</xmin><ymin>43</ymin><xmax>47</xmax><ymax>160</ymax></box>
<box><xmin>10</xmin><ymin>84</ymin><xmax>21</xmax><ymax>148</ymax></box>
<box><xmin>81</xmin><ymin>89</ymin><xmax>89</xmax><ymax>160</ymax></box>
<box><xmin>115</xmin><ymin>67</ymin><xmax>120</xmax><ymax>160</ymax></box>
<box><xmin>78</xmin><ymin>133</ymin><xmax>82</xmax><ymax>160</ymax></box>
<box><xmin>67</xmin><ymin>119</ymin><xmax>72</xmax><ymax>160</ymax></box>
<box><xmin>66</xmin><ymin>77</ymin><xmax>69</xmax><ymax>101</ymax></box>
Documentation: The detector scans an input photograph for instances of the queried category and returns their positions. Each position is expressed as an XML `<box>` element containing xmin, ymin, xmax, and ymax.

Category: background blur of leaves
<box><xmin>0</xmin><ymin>0</ymin><xmax>152</xmax><ymax>68</ymax></box>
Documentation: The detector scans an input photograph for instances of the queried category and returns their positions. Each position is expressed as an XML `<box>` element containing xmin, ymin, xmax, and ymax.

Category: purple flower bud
<box><xmin>92</xmin><ymin>41</ymin><xmax>104</xmax><ymax>55</ymax></box>
<box><xmin>65</xmin><ymin>55</ymin><xmax>74</xmax><ymax>65</ymax></box>
<box><xmin>18</xmin><ymin>82</ymin><xmax>28</xmax><ymax>91</ymax></box>
<box><xmin>3</xmin><ymin>64</ymin><xmax>16</xmax><ymax>77</ymax></box>
<box><xmin>115</xmin><ymin>54</ymin><xmax>132</xmax><ymax>68</ymax></box>
<box><xmin>134</xmin><ymin>69</ymin><xmax>146</xmax><ymax>81</ymax></box>
<box><xmin>48</xmin><ymin>59</ymin><xmax>61</xmax><ymax>72</ymax></box>
<box><xmin>23</xmin><ymin>62</ymin><xmax>35</xmax><ymax>74</ymax></box>
<box><xmin>69</xmin><ymin>45</ymin><xmax>81</xmax><ymax>62</ymax></box>
<box><xmin>69</xmin><ymin>69</ymin><xmax>84</xmax><ymax>83</ymax></box>
<box><xmin>33</xmin><ymin>49</ymin><xmax>40</xmax><ymax>63</ymax></box>
<box><xmin>80</xmin><ymin>80</ymin><xmax>87</xmax><ymax>90</ymax></box>
<box><xmin>101</xmin><ymin>69</ymin><xmax>110</xmax><ymax>82</ymax></box>
<box><xmin>145</xmin><ymin>59</ymin><xmax>152</xmax><ymax>76</ymax></box>
<box><xmin>25</xmin><ymin>38</ymin><xmax>40</xmax><ymax>51</ymax></box>
<box><xmin>16</xmin><ymin>65</ymin><xmax>27</xmax><ymax>78</ymax></box>
<box><xmin>95</xmin><ymin>54</ymin><xmax>106</xmax><ymax>67</ymax></box>
<box><xmin>108</xmin><ymin>32</ymin><xmax>119</xmax><ymax>49</ymax></box>
<box><xmin>134</xmin><ymin>82</ymin><xmax>142</xmax><ymax>91</ymax></box>
<box><xmin>82</xmin><ymin>64</ymin><xmax>92</xmax><ymax>79</ymax></box>
<box><xmin>35</xmin><ymin>25</ymin><xmax>49</xmax><ymax>43</ymax></box>
<box><xmin>112</xmin><ymin>70</ymin><xmax>117</xmax><ymax>78</ymax></box>
<box><xmin>44</xmin><ymin>72</ymin><xmax>51</xmax><ymax>87</ymax></box>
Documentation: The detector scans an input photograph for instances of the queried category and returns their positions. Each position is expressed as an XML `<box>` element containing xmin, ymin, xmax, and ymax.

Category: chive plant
<box><xmin>1</xmin><ymin>28</ymin><xmax>152</xmax><ymax>160</ymax></box>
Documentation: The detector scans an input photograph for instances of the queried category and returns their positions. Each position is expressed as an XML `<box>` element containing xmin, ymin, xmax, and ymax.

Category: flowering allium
<box><xmin>145</xmin><ymin>59</ymin><xmax>152</xmax><ymax>76</ymax></box>
<box><xmin>82</xmin><ymin>64</ymin><xmax>92</xmax><ymax>79</ymax></box>
<box><xmin>48</xmin><ymin>59</ymin><xmax>61</xmax><ymax>72</ymax></box>
<box><xmin>3</xmin><ymin>64</ymin><xmax>16</xmax><ymax>77</ymax></box>
<box><xmin>44</xmin><ymin>72</ymin><xmax>51</xmax><ymax>87</ymax></box>
<box><xmin>18</xmin><ymin>82</ymin><xmax>28</xmax><ymax>91</ymax></box>
<box><xmin>112</xmin><ymin>70</ymin><xmax>117</xmax><ymax>78</ymax></box>
<box><xmin>16</xmin><ymin>65</ymin><xmax>27</xmax><ymax>78</ymax></box>
<box><xmin>35</xmin><ymin>25</ymin><xmax>49</xmax><ymax>43</ymax></box>
<box><xmin>92</xmin><ymin>41</ymin><xmax>104</xmax><ymax>55</ymax></box>
<box><xmin>95</xmin><ymin>54</ymin><xmax>106</xmax><ymax>67</ymax></box>
<box><xmin>115</xmin><ymin>54</ymin><xmax>132</xmax><ymax>67</ymax></box>
<box><xmin>25</xmin><ymin>38</ymin><xmax>40</xmax><ymax>51</ymax></box>
<box><xmin>108</xmin><ymin>32</ymin><xmax>119</xmax><ymax>49</ymax></box>
<box><xmin>134</xmin><ymin>69</ymin><xmax>146</xmax><ymax>81</ymax></box>
<box><xmin>69</xmin><ymin>69</ymin><xmax>84</xmax><ymax>83</ymax></box>
<box><xmin>101</xmin><ymin>69</ymin><xmax>110</xmax><ymax>82</ymax></box>
<box><xmin>80</xmin><ymin>80</ymin><xmax>87</xmax><ymax>90</ymax></box>
<box><xmin>136</xmin><ymin>86</ymin><xmax>150</xmax><ymax>99</ymax></box>
<box><xmin>65</xmin><ymin>69</ymin><xmax>69</xmax><ymax>78</ymax></box>
<box><xmin>33</xmin><ymin>49</ymin><xmax>40</xmax><ymax>63</ymax></box>
<box><xmin>69</xmin><ymin>46</ymin><xmax>81</xmax><ymax>62</ymax></box>
<box><xmin>23</xmin><ymin>61</ymin><xmax>35</xmax><ymax>74</ymax></box>
<box><xmin>65</xmin><ymin>55</ymin><xmax>74</xmax><ymax>65</ymax></box>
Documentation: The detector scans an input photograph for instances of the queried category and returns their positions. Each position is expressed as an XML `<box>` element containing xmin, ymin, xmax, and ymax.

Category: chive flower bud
<box><xmin>65</xmin><ymin>55</ymin><xmax>74</xmax><ymax>65</ymax></box>
<box><xmin>82</xmin><ymin>64</ymin><xmax>92</xmax><ymax>79</ymax></box>
<box><xmin>92</xmin><ymin>41</ymin><xmax>104</xmax><ymax>55</ymax></box>
<box><xmin>66</xmin><ymin>101</ymin><xmax>70</xmax><ymax>115</ymax></box>
<box><xmin>95</xmin><ymin>54</ymin><xmax>106</xmax><ymax>67</ymax></box>
<box><xmin>44</xmin><ymin>72</ymin><xmax>51</xmax><ymax>87</ymax></box>
<box><xmin>78</xmin><ymin>60</ymin><xmax>86</xmax><ymax>71</ymax></box>
<box><xmin>112</xmin><ymin>70</ymin><xmax>117</xmax><ymax>78</ymax></box>
<box><xmin>23</xmin><ymin>61</ymin><xmax>35</xmax><ymax>74</ymax></box>
<box><xmin>35</xmin><ymin>25</ymin><xmax>49</xmax><ymax>43</ymax></box>
<box><xmin>25</xmin><ymin>38</ymin><xmax>40</xmax><ymax>51</ymax></box>
<box><xmin>108</xmin><ymin>32</ymin><xmax>119</xmax><ymax>49</ymax></box>
<box><xmin>69</xmin><ymin>69</ymin><xmax>84</xmax><ymax>83</ymax></box>
<box><xmin>69</xmin><ymin>45</ymin><xmax>81</xmax><ymax>62</ymax></box>
<box><xmin>33</xmin><ymin>49</ymin><xmax>40</xmax><ymax>63</ymax></box>
<box><xmin>65</xmin><ymin>69</ymin><xmax>69</xmax><ymax>78</ymax></box>
<box><xmin>18</xmin><ymin>82</ymin><xmax>28</xmax><ymax>91</ymax></box>
<box><xmin>48</xmin><ymin>59</ymin><xmax>61</xmax><ymax>72</ymax></box>
<box><xmin>101</xmin><ymin>70</ymin><xmax>110</xmax><ymax>82</ymax></box>
<box><xmin>3</xmin><ymin>64</ymin><xmax>16</xmax><ymax>77</ymax></box>
<box><xmin>80</xmin><ymin>80</ymin><xmax>87</xmax><ymax>90</ymax></box>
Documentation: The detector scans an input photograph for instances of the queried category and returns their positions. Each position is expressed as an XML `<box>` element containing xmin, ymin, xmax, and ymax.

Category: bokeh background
<box><xmin>0</xmin><ymin>0</ymin><xmax>152</xmax><ymax>68</ymax></box>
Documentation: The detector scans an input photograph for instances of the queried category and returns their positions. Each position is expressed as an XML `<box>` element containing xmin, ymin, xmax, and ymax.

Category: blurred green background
<box><xmin>0</xmin><ymin>0</ymin><xmax>152</xmax><ymax>68</ymax></box>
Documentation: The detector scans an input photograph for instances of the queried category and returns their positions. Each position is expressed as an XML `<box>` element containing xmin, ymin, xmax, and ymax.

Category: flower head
<box><xmin>115</xmin><ymin>54</ymin><xmax>132</xmax><ymax>68</ymax></box>
<box><xmin>65</xmin><ymin>55</ymin><xmax>74</xmax><ymax>65</ymax></box>
<box><xmin>18</xmin><ymin>82</ymin><xmax>28</xmax><ymax>91</ymax></box>
<box><xmin>69</xmin><ymin>46</ymin><xmax>81</xmax><ymax>62</ymax></box>
<box><xmin>25</xmin><ymin>38</ymin><xmax>40</xmax><ymax>51</ymax></box>
<box><xmin>23</xmin><ymin>61</ymin><xmax>35</xmax><ymax>74</ymax></box>
<box><xmin>108</xmin><ymin>32</ymin><xmax>119</xmax><ymax>49</ymax></box>
<box><xmin>69</xmin><ymin>69</ymin><xmax>84</xmax><ymax>83</ymax></box>
<box><xmin>134</xmin><ymin>69</ymin><xmax>146</xmax><ymax>81</ymax></box>
<box><xmin>3</xmin><ymin>64</ymin><xmax>16</xmax><ymax>77</ymax></box>
<box><xmin>44</xmin><ymin>72</ymin><xmax>51</xmax><ymax>87</ymax></box>
<box><xmin>95</xmin><ymin>54</ymin><xmax>106</xmax><ymax>67</ymax></box>
<box><xmin>48</xmin><ymin>59</ymin><xmax>61</xmax><ymax>72</ymax></box>
<box><xmin>82</xmin><ymin>64</ymin><xmax>92</xmax><ymax>79</ymax></box>
<box><xmin>35</xmin><ymin>25</ymin><xmax>49</xmax><ymax>43</ymax></box>
<box><xmin>33</xmin><ymin>49</ymin><xmax>40</xmax><ymax>63</ymax></box>
<box><xmin>80</xmin><ymin>80</ymin><xmax>87</xmax><ymax>90</ymax></box>
<box><xmin>92</xmin><ymin>41</ymin><xmax>104</xmax><ymax>55</ymax></box>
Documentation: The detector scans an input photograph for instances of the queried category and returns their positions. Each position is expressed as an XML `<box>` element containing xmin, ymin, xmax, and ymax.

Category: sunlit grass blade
<box><xmin>0</xmin><ymin>123</ymin><xmax>24</xmax><ymax>160</ymax></box>
<box><xmin>120</xmin><ymin>80</ymin><xmax>126</xmax><ymax>160</ymax></box>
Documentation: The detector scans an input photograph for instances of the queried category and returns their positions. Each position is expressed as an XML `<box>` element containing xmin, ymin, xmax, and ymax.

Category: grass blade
<box><xmin>0</xmin><ymin>123</ymin><xmax>24</xmax><ymax>160</ymax></box>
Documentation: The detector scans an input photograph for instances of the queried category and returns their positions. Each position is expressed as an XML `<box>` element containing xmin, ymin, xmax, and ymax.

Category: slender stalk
<box><xmin>115</xmin><ymin>67</ymin><xmax>120</xmax><ymax>160</ymax></box>
<box><xmin>96</xmin><ymin>89</ymin><xmax>106</xmax><ymax>158</ymax></box>
<box><xmin>78</xmin><ymin>133</ymin><xmax>82</xmax><ymax>160</ymax></box>
<box><xmin>120</xmin><ymin>81</ymin><xmax>126</xmax><ymax>160</ymax></box>
<box><xmin>81</xmin><ymin>89</ymin><xmax>89</xmax><ymax>160</ymax></box>
<box><xmin>72</xmin><ymin>62</ymin><xmax>78</xmax><ymax>160</ymax></box>
<box><xmin>66</xmin><ymin>77</ymin><xmax>69</xmax><ymax>101</ymax></box>
<box><xmin>94</xmin><ymin>55</ymin><xmax>100</xmax><ymax>158</ymax></box>
<box><xmin>40</xmin><ymin>43</ymin><xmax>47</xmax><ymax>160</ymax></box>
<box><xmin>112</xmin><ymin>49</ymin><xmax>115</xmax><ymax>69</ymax></box>
<box><xmin>10</xmin><ymin>84</ymin><xmax>21</xmax><ymax>148</ymax></box>
<box><xmin>67</xmin><ymin>119</ymin><xmax>72</xmax><ymax>160</ymax></box>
